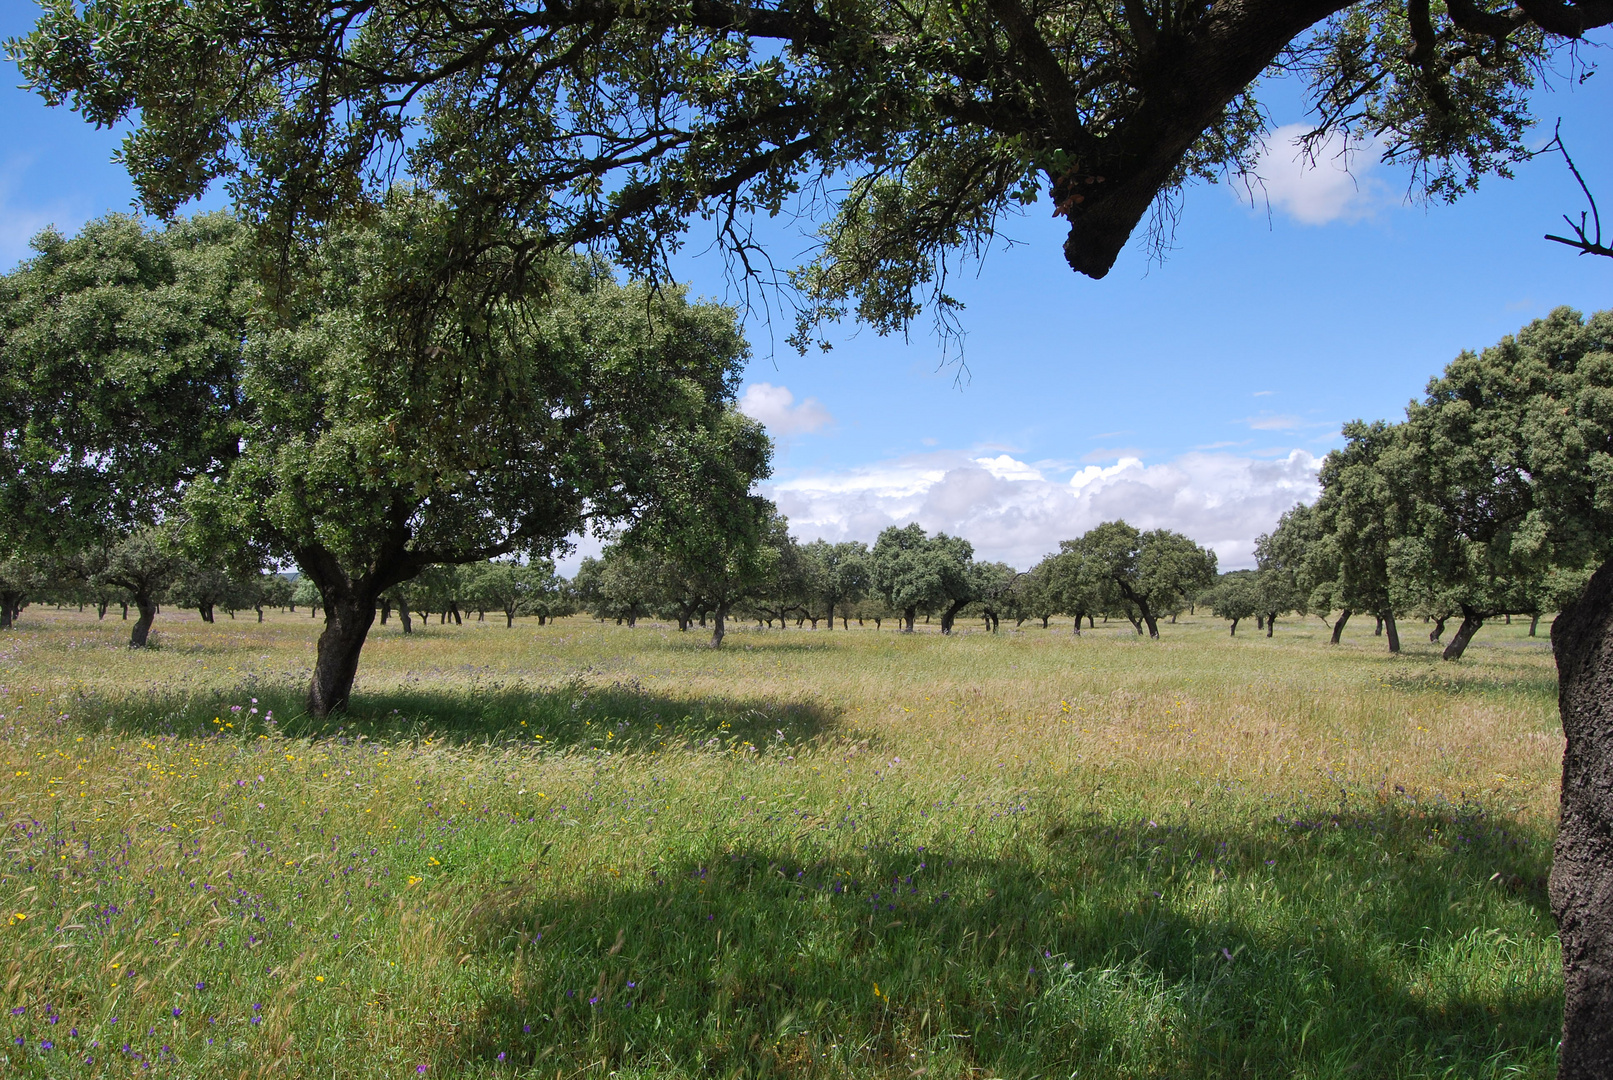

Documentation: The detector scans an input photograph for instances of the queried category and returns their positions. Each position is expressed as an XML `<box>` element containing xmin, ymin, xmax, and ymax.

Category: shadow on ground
<box><xmin>437</xmin><ymin>802</ymin><xmax>1560</xmax><ymax>1080</ymax></box>
<box><xmin>70</xmin><ymin>679</ymin><xmax>840</xmax><ymax>754</ymax></box>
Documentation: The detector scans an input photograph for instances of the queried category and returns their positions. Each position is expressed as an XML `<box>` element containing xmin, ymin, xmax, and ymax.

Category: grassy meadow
<box><xmin>0</xmin><ymin>605</ymin><xmax>1567</xmax><ymax>1078</ymax></box>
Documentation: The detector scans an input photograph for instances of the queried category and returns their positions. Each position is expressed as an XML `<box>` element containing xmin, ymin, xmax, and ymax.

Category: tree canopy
<box><xmin>12</xmin><ymin>0</ymin><xmax>1606</xmax><ymax>345</ymax></box>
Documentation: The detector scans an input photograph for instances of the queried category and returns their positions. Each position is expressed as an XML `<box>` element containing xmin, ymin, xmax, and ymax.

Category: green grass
<box><xmin>0</xmin><ymin>608</ymin><xmax>1565</xmax><ymax>1077</ymax></box>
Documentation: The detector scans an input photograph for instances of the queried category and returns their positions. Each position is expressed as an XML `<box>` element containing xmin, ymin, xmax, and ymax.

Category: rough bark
<box><xmin>96</xmin><ymin>599</ymin><xmax>109</xmax><ymax>619</ymax></box>
<box><xmin>0</xmin><ymin>591</ymin><xmax>19</xmax><ymax>630</ymax></box>
<box><xmin>380</xmin><ymin>599</ymin><xmax>391</xmax><ymax>624</ymax></box>
<box><xmin>1330</xmin><ymin>608</ymin><xmax>1352</xmax><ymax>645</ymax></box>
<box><xmin>1229</xmin><ymin>618</ymin><xmax>1239</xmax><ymax>636</ymax></box>
<box><xmin>399</xmin><ymin>607</ymin><xmax>413</xmax><ymax>633</ymax></box>
<box><xmin>199</xmin><ymin>603</ymin><xmax>215</xmax><ymax>623</ymax></box>
<box><xmin>1531</xmin><ymin>612</ymin><xmax>1541</xmax><ymax>637</ymax></box>
<box><xmin>1442</xmin><ymin>611</ymin><xmax>1485</xmax><ymax>661</ymax></box>
<box><xmin>710</xmin><ymin>601</ymin><xmax>728</xmax><ymax>648</ymax></box>
<box><xmin>1374</xmin><ymin>614</ymin><xmax>1384</xmax><ymax>636</ymax></box>
<box><xmin>129</xmin><ymin>594</ymin><xmax>158</xmax><ymax>648</ymax></box>
<box><xmin>308</xmin><ymin>596</ymin><xmax>377</xmax><ymax>716</ymax></box>
<box><xmin>505</xmin><ymin>608</ymin><xmax>517</xmax><ymax>628</ymax></box>
<box><xmin>1383</xmin><ymin>609</ymin><xmax>1401</xmax><ymax>654</ymax></box>
<box><xmin>1550</xmin><ymin>557</ymin><xmax>1613</xmax><ymax>1080</ymax></box>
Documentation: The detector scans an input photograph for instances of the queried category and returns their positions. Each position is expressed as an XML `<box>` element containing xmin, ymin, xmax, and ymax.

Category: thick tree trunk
<box><xmin>129</xmin><ymin>594</ymin><xmax>158</xmax><ymax>648</ymax></box>
<box><xmin>506</xmin><ymin>608</ymin><xmax>516</xmax><ymax>628</ymax></box>
<box><xmin>0</xmin><ymin>592</ymin><xmax>16</xmax><ymax>630</ymax></box>
<box><xmin>902</xmin><ymin>606</ymin><xmax>917</xmax><ymax>633</ymax></box>
<box><xmin>1374</xmin><ymin>614</ymin><xmax>1383</xmax><ymax>636</ymax></box>
<box><xmin>400</xmin><ymin>607</ymin><xmax>413</xmax><ymax>634</ymax></box>
<box><xmin>1071</xmin><ymin>612</ymin><xmax>1083</xmax><ymax>636</ymax></box>
<box><xmin>1330</xmin><ymin>609</ymin><xmax>1352</xmax><ymax>645</ymax></box>
<box><xmin>1383</xmin><ymin>609</ymin><xmax>1401</xmax><ymax>654</ymax></box>
<box><xmin>199</xmin><ymin>603</ymin><xmax>215</xmax><ymax>623</ymax></box>
<box><xmin>1442</xmin><ymin>611</ymin><xmax>1484</xmax><ymax>661</ymax></box>
<box><xmin>1550</xmin><ymin>557</ymin><xmax>1613</xmax><ymax>1080</ymax></box>
<box><xmin>939</xmin><ymin>599</ymin><xmax>966</xmax><ymax>635</ymax></box>
<box><xmin>1229</xmin><ymin>618</ymin><xmax>1238</xmax><ymax>636</ymax></box>
<box><xmin>1430</xmin><ymin>615</ymin><xmax>1447</xmax><ymax>643</ymax></box>
<box><xmin>308</xmin><ymin>597</ymin><xmax>377</xmax><ymax>716</ymax></box>
<box><xmin>710</xmin><ymin>602</ymin><xmax>728</xmax><ymax>648</ymax></box>
<box><xmin>380</xmin><ymin>599</ymin><xmax>391</xmax><ymax>625</ymax></box>
<box><xmin>1265</xmin><ymin>611</ymin><xmax>1277</xmax><ymax>638</ymax></box>
<box><xmin>96</xmin><ymin>600</ymin><xmax>109</xmax><ymax>619</ymax></box>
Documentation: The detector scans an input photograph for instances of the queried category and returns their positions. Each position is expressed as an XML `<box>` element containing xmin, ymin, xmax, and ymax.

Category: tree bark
<box><xmin>939</xmin><ymin>599</ymin><xmax>966</xmax><ymax>635</ymax></box>
<box><xmin>1382</xmin><ymin>608</ymin><xmax>1401</xmax><ymax>654</ymax></box>
<box><xmin>506</xmin><ymin>607</ymin><xmax>516</xmax><ymax>628</ymax></box>
<box><xmin>710</xmin><ymin>601</ymin><xmax>728</xmax><ymax>648</ymax></box>
<box><xmin>308</xmin><ymin>596</ymin><xmax>377</xmax><ymax>716</ymax></box>
<box><xmin>96</xmin><ymin>599</ymin><xmax>109</xmax><ymax>619</ymax></box>
<box><xmin>1530</xmin><ymin>612</ymin><xmax>1541</xmax><ymax>637</ymax></box>
<box><xmin>120</xmin><ymin>601</ymin><xmax>128</xmax><ymax>620</ymax></box>
<box><xmin>1229</xmin><ymin>618</ymin><xmax>1238</xmax><ymax>636</ymax></box>
<box><xmin>902</xmin><ymin>606</ymin><xmax>917</xmax><ymax>633</ymax></box>
<box><xmin>400</xmin><ymin>607</ymin><xmax>413</xmax><ymax>634</ymax></box>
<box><xmin>1550</xmin><ymin>557</ymin><xmax>1613</xmax><ymax>1080</ymax></box>
<box><xmin>1265</xmin><ymin>611</ymin><xmax>1277</xmax><ymax>638</ymax></box>
<box><xmin>1442</xmin><ymin>611</ymin><xmax>1485</xmax><ymax>661</ymax></box>
<box><xmin>199</xmin><ymin>603</ymin><xmax>215</xmax><ymax>623</ymax></box>
<box><xmin>129</xmin><ymin>594</ymin><xmax>158</xmax><ymax>648</ymax></box>
<box><xmin>380</xmin><ymin>599</ymin><xmax>391</xmax><ymax>624</ymax></box>
<box><xmin>1071</xmin><ymin>611</ymin><xmax>1084</xmax><ymax>636</ymax></box>
<box><xmin>1330</xmin><ymin>609</ymin><xmax>1352</xmax><ymax>645</ymax></box>
<box><xmin>1430</xmin><ymin>615</ymin><xmax>1447</xmax><ymax>643</ymax></box>
<box><xmin>0</xmin><ymin>592</ymin><xmax>17</xmax><ymax>630</ymax></box>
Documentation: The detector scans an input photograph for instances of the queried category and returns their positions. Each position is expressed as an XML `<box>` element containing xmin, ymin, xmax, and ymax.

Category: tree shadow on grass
<box><xmin>440</xmin><ymin>801</ymin><xmax>1560</xmax><ymax>1080</ymax></box>
<box><xmin>74</xmin><ymin>679</ymin><xmax>841</xmax><ymax>756</ymax></box>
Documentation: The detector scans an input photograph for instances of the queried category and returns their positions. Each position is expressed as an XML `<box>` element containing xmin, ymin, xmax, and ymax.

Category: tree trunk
<box><xmin>1126</xmin><ymin>613</ymin><xmax>1143</xmax><ymax>634</ymax></box>
<box><xmin>903</xmin><ymin>606</ymin><xmax>917</xmax><ymax>633</ymax></box>
<box><xmin>1265</xmin><ymin>611</ymin><xmax>1277</xmax><ymax>638</ymax></box>
<box><xmin>0</xmin><ymin>592</ymin><xmax>17</xmax><ymax>630</ymax></box>
<box><xmin>506</xmin><ymin>607</ymin><xmax>516</xmax><ymax>628</ymax></box>
<box><xmin>1442</xmin><ymin>611</ymin><xmax>1484</xmax><ymax>661</ymax></box>
<box><xmin>199</xmin><ymin>603</ymin><xmax>215</xmax><ymax>623</ymax></box>
<box><xmin>1229</xmin><ymin>618</ymin><xmax>1238</xmax><ymax>636</ymax></box>
<box><xmin>1374</xmin><ymin>614</ymin><xmax>1383</xmax><ymax>636</ymax></box>
<box><xmin>1430</xmin><ymin>615</ymin><xmax>1447</xmax><ymax>643</ymax></box>
<box><xmin>450</xmin><ymin>603</ymin><xmax>462</xmax><ymax>625</ymax></box>
<box><xmin>1549</xmin><ymin>557</ymin><xmax>1613</xmax><ymax>1079</ymax></box>
<box><xmin>1330</xmin><ymin>609</ymin><xmax>1352</xmax><ymax>645</ymax></box>
<box><xmin>1255</xmin><ymin>614</ymin><xmax>1264</xmax><ymax>631</ymax></box>
<box><xmin>256</xmin><ymin>605</ymin><xmax>264</xmax><ymax>623</ymax></box>
<box><xmin>308</xmin><ymin>596</ymin><xmax>377</xmax><ymax>716</ymax></box>
<box><xmin>400</xmin><ymin>607</ymin><xmax>413</xmax><ymax>634</ymax></box>
<box><xmin>120</xmin><ymin>601</ymin><xmax>128</xmax><ymax>620</ymax></box>
<box><xmin>129</xmin><ymin>594</ymin><xmax>158</xmax><ymax>648</ymax></box>
<box><xmin>96</xmin><ymin>599</ymin><xmax>109</xmax><ymax>619</ymax></box>
<box><xmin>710</xmin><ymin>601</ymin><xmax>728</xmax><ymax>648</ymax></box>
<box><xmin>1530</xmin><ymin>612</ymin><xmax>1541</xmax><ymax>637</ymax></box>
<box><xmin>1382</xmin><ymin>608</ymin><xmax>1401</xmax><ymax>654</ymax></box>
<box><xmin>939</xmin><ymin>599</ymin><xmax>966</xmax><ymax>635</ymax></box>
<box><xmin>1071</xmin><ymin>611</ymin><xmax>1084</xmax><ymax>636</ymax></box>
<box><xmin>380</xmin><ymin>599</ymin><xmax>391</xmax><ymax>624</ymax></box>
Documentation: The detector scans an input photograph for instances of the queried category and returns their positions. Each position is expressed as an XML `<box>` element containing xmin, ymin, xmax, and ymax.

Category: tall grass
<box><xmin>0</xmin><ymin>608</ymin><xmax>1563</xmax><ymax>1077</ymax></box>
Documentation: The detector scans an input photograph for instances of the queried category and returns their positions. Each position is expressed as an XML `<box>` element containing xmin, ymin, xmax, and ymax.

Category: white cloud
<box><xmin>738</xmin><ymin>382</ymin><xmax>834</xmax><ymax>436</ymax></box>
<box><xmin>1246</xmin><ymin>124</ymin><xmax>1391</xmax><ymax>226</ymax></box>
<box><xmin>770</xmin><ymin>447</ymin><xmax>1322</xmax><ymax>571</ymax></box>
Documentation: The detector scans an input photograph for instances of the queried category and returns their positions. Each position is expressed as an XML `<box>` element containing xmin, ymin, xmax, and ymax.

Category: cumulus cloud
<box><xmin>738</xmin><ymin>382</ymin><xmax>834</xmax><ymax>436</ymax></box>
<box><xmin>1246</xmin><ymin>124</ymin><xmax>1390</xmax><ymax>225</ymax></box>
<box><xmin>769</xmin><ymin>448</ymin><xmax>1321</xmax><ymax>570</ymax></box>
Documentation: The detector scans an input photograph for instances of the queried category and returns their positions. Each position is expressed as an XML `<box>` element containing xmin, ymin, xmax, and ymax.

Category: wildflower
<box><xmin>9</xmin><ymin>1007</ymin><xmax>22</xmax><ymax>1015</ymax></box>
<box><xmin>497</xmin><ymin>1053</ymin><xmax>507</xmax><ymax>1062</ymax></box>
<box><xmin>315</xmin><ymin>976</ymin><xmax>324</xmax><ymax>983</ymax></box>
<box><xmin>195</xmin><ymin>983</ymin><xmax>205</xmax><ymax>991</ymax></box>
<box><xmin>172</xmin><ymin>1008</ymin><xmax>181</xmax><ymax>1018</ymax></box>
<box><xmin>417</xmin><ymin>1066</ymin><xmax>428</xmax><ymax>1074</ymax></box>
<box><xmin>589</xmin><ymin>996</ymin><xmax>600</xmax><ymax>1005</ymax></box>
<box><xmin>41</xmin><ymin>1040</ymin><xmax>53</xmax><ymax>1050</ymax></box>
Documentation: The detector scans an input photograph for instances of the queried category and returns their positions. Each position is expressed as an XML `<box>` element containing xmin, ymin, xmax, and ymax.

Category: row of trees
<box><xmin>1196</xmin><ymin>308</ymin><xmax>1610</xmax><ymax>663</ymax></box>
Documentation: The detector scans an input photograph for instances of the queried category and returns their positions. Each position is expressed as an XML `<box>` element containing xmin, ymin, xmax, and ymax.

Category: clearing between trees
<box><xmin>0</xmin><ymin>609</ymin><xmax>1565</xmax><ymax>1078</ymax></box>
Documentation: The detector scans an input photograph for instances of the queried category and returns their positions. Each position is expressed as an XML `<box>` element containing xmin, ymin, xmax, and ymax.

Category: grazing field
<box><xmin>0</xmin><ymin>607</ymin><xmax>1565</xmax><ymax>1078</ymax></box>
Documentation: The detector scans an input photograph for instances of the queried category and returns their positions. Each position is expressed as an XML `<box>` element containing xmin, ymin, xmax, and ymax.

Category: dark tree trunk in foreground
<box><xmin>709</xmin><ymin>601</ymin><xmax>728</xmax><ymax>648</ymax></box>
<box><xmin>1382</xmin><ymin>609</ymin><xmax>1401</xmax><ymax>654</ymax></box>
<box><xmin>1443</xmin><ymin>610</ymin><xmax>1485</xmax><ymax>661</ymax></box>
<box><xmin>308</xmin><ymin>595</ymin><xmax>377</xmax><ymax>716</ymax></box>
<box><xmin>129</xmin><ymin>594</ymin><xmax>158</xmax><ymax>647</ymax></box>
<box><xmin>902</xmin><ymin>606</ymin><xmax>917</xmax><ymax>633</ymax></box>
<box><xmin>0</xmin><ymin>591</ymin><xmax>19</xmax><ymax>630</ymax></box>
<box><xmin>1550</xmin><ymin>558</ymin><xmax>1613</xmax><ymax>1080</ymax></box>
<box><xmin>1329</xmin><ymin>609</ymin><xmax>1352</xmax><ymax>645</ymax></box>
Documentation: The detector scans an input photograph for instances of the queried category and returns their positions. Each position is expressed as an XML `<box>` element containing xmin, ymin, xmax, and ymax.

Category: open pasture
<box><xmin>0</xmin><ymin>609</ymin><xmax>1566</xmax><ymax>1078</ymax></box>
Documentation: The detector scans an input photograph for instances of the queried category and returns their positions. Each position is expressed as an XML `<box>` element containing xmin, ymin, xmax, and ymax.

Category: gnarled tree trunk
<box><xmin>1329</xmin><ymin>609</ymin><xmax>1352</xmax><ymax>645</ymax></box>
<box><xmin>129</xmin><ymin>594</ymin><xmax>158</xmax><ymax>647</ymax></box>
<box><xmin>1429</xmin><ymin>615</ymin><xmax>1447</xmax><ymax>643</ymax></box>
<box><xmin>709</xmin><ymin>601</ymin><xmax>728</xmax><ymax>648</ymax></box>
<box><xmin>902</xmin><ymin>606</ymin><xmax>917</xmax><ymax>633</ymax></box>
<box><xmin>1442</xmin><ymin>609</ymin><xmax>1484</xmax><ymax>661</ymax></box>
<box><xmin>308</xmin><ymin>594</ymin><xmax>378</xmax><ymax>716</ymax></box>
<box><xmin>939</xmin><ymin>599</ymin><xmax>966</xmax><ymax>635</ymax></box>
<box><xmin>1265</xmin><ymin>611</ymin><xmax>1278</xmax><ymax>638</ymax></box>
<box><xmin>1550</xmin><ymin>558</ymin><xmax>1613</xmax><ymax>1079</ymax></box>
<box><xmin>1382</xmin><ymin>608</ymin><xmax>1401</xmax><ymax>654</ymax></box>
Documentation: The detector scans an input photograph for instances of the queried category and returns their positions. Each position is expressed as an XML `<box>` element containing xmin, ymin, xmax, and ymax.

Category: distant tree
<box><xmin>1078</xmin><ymin>521</ymin><xmax>1217</xmax><ymax>639</ymax></box>
<box><xmin>1209</xmin><ymin>571</ymin><xmax>1260</xmax><ymax>636</ymax></box>
<box><xmin>1310</xmin><ymin>420</ymin><xmax>1409</xmax><ymax>652</ymax></box>
<box><xmin>1253</xmin><ymin>508</ymin><xmax>1313</xmax><ymax>638</ymax></box>
<box><xmin>800</xmin><ymin>540</ymin><xmax>870</xmax><ymax>631</ymax></box>
<box><xmin>291</xmin><ymin>576</ymin><xmax>322</xmax><ymax>617</ymax></box>
<box><xmin>0</xmin><ymin>554</ymin><xmax>44</xmax><ymax>630</ymax></box>
<box><xmin>468</xmin><ymin>560</ymin><xmax>553</xmax><ymax>628</ymax></box>
<box><xmin>84</xmin><ymin>527</ymin><xmax>185</xmax><ymax>647</ymax></box>
<box><xmin>869</xmin><ymin>525</ymin><xmax>977</xmax><ymax>634</ymax></box>
<box><xmin>1046</xmin><ymin>541</ymin><xmax>1111</xmax><ymax>636</ymax></box>
<box><xmin>970</xmin><ymin>562</ymin><xmax>1021</xmax><ymax>633</ymax></box>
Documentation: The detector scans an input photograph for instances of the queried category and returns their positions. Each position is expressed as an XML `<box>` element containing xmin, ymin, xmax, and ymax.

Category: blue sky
<box><xmin>4</xmin><ymin>6</ymin><xmax>1611</xmax><ymax>569</ymax></box>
